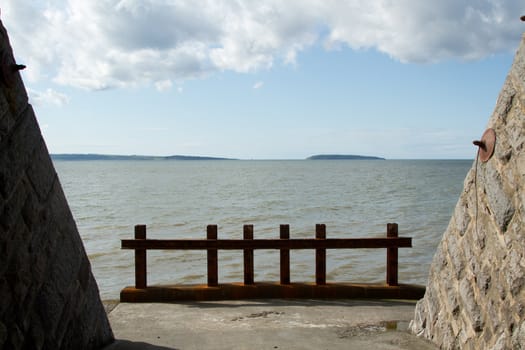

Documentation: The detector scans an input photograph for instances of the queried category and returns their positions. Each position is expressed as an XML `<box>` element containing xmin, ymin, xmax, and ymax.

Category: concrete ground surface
<box><xmin>103</xmin><ymin>299</ymin><xmax>437</xmax><ymax>350</ymax></box>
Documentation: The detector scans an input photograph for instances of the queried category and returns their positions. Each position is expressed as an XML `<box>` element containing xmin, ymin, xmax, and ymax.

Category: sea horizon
<box><xmin>50</xmin><ymin>153</ymin><xmax>474</xmax><ymax>161</ymax></box>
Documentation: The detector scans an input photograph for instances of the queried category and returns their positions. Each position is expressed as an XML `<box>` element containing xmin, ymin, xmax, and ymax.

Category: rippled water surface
<box><xmin>53</xmin><ymin>159</ymin><xmax>472</xmax><ymax>300</ymax></box>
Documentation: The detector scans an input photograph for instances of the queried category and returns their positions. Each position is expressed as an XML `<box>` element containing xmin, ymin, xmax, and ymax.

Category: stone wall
<box><xmin>0</xmin><ymin>20</ymin><xmax>114</xmax><ymax>349</ymax></box>
<box><xmin>410</xmin><ymin>35</ymin><xmax>525</xmax><ymax>349</ymax></box>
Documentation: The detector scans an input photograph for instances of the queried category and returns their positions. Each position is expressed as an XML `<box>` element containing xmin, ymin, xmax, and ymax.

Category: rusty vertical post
<box><xmin>207</xmin><ymin>225</ymin><xmax>218</xmax><ymax>287</ymax></box>
<box><xmin>386</xmin><ymin>223</ymin><xmax>398</xmax><ymax>286</ymax></box>
<box><xmin>280</xmin><ymin>224</ymin><xmax>290</xmax><ymax>285</ymax></box>
<box><xmin>244</xmin><ymin>225</ymin><xmax>254</xmax><ymax>285</ymax></box>
<box><xmin>316</xmin><ymin>224</ymin><xmax>326</xmax><ymax>285</ymax></box>
<box><xmin>134</xmin><ymin>225</ymin><xmax>147</xmax><ymax>289</ymax></box>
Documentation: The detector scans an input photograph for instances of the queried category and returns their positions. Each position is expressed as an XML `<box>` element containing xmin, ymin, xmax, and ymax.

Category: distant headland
<box><xmin>306</xmin><ymin>154</ymin><xmax>385</xmax><ymax>160</ymax></box>
<box><xmin>50</xmin><ymin>154</ymin><xmax>237</xmax><ymax>161</ymax></box>
<box><xmin>50</xmin><ymin>153</ymin><xmax>385</xmax><ymax>161</ymax></box>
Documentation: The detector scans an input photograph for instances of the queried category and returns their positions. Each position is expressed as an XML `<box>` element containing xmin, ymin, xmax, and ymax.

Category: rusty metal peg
<box><xmin>472</xmin><ymin>140</ymin><xmax>486</xmax><ymax>151</ymax></box>
<box><xmin>0</xmin><ymin>50</ymin><xmax>25</xmax><ymax>87</ymax></box>
<box><xmin>473</xmin><ymin>128</ymin><xmax>496</xmax><ymax>162</ymax></box>
<box><xmin>12</xmin><ymin>64</ymin><xmax>26</xmax><ymax>71</ymax></box>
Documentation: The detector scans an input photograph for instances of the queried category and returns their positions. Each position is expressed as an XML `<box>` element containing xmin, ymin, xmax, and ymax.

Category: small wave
<box><xmin>87</xmin><ymin>251</ymin><xmax>114</xmax><ymax>260</ymax></box>
<box><xmin>179</xmin><ymin>274</ymin><xmax>206</xmax><ymax>284</ymax></box>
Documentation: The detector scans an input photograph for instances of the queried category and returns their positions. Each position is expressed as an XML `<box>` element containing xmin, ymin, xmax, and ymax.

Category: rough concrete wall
<box><xmin>0</xmin><ymin>20</ymin><xmax>114</xmax><ymax>349</ymax></box>
<box><xmin>410</xmin><ymin>35</ymin><xmax>525</xmax><ymax>349</ymax></box>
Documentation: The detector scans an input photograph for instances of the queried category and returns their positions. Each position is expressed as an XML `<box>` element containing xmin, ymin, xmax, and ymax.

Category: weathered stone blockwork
<box><xmin>0</xmin><ymin>20</ymin><xmax>113</xmax><ymax>349</ymax></box>
<box><xmin>410</xmin><ymin>35</ymin><xmax>525</xmax><ymax>349</ymax></box>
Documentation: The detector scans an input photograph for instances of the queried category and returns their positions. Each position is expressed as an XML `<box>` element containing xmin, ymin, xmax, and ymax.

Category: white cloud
<box><xmin>253</xmin><ymin>81</ymin><xmax>264</xmax><ymax>89</ymax></box>
<box><xmin>321</xmin><ymin>0</ymin><xmax>524</xmax><ymax>63</ymax></box>
<box><xmin>2</xmin><ymin>0</ymin><xmax>523</xmax><ymax>90</ymax></box>
<box><xmin>28</xmin><ymin>88</ymin><xmax>69</xmax><ymax>106</ymax></box>
<box><xmin>155</xmin><ymin>79</ymin><xmax>173</xmax><ymax>92</ymax></box>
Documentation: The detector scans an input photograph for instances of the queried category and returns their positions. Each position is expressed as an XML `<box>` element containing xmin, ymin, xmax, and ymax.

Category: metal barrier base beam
<box><xmin>120</xmin><ymin>282</ymin><xmax>425</xmax><ymax>302</ymax></box>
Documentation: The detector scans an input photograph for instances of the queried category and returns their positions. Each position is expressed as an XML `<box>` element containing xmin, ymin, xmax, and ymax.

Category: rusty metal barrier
<box><xmin>120</xmin><ymin>223</ymin><xmax>425</xmax><ymax>302</ymax></box>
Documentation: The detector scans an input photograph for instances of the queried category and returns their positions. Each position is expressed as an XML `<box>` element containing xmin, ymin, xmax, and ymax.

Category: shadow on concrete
<box><xmin>103</xmin><ymin>340</ymin><xmax>178</xmax><ymax>350</ymax></box>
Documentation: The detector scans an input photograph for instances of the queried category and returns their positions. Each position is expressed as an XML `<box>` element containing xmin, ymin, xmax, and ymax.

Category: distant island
<box><xmin>306</xmin><ymin>154</ymin><xmax>385</xmax><ymax>160</ymax></box>
<box><xmin>50</xmin><ymin>154</ymin><xmax>237</xmax><ymax>161</ymax></box>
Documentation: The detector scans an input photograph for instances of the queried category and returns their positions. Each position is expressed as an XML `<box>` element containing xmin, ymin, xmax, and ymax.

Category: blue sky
<box><xmin>3</xmin><ymin>1</ymin><xmax>525</xmax><ymax>159</ymax></box>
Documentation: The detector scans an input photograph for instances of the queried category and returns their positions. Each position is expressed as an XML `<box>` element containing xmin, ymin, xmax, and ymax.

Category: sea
<box><xmin>53</xmin><ymin>159</ymin><xmax>472</xmax><ymax>300</ymax></box>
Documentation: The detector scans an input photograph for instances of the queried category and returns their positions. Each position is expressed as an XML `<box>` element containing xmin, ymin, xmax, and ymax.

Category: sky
<box><xmin>2</xmin><ymin>1</ymin><xmax>525</xmax><ymax>159</ymax></box>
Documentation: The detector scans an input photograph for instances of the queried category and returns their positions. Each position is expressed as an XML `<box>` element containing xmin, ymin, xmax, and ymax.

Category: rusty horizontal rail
<box><xmin>121</xmin><ymin>237</ymin><xmax>412</xmax><ymax>250</ymax></box>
